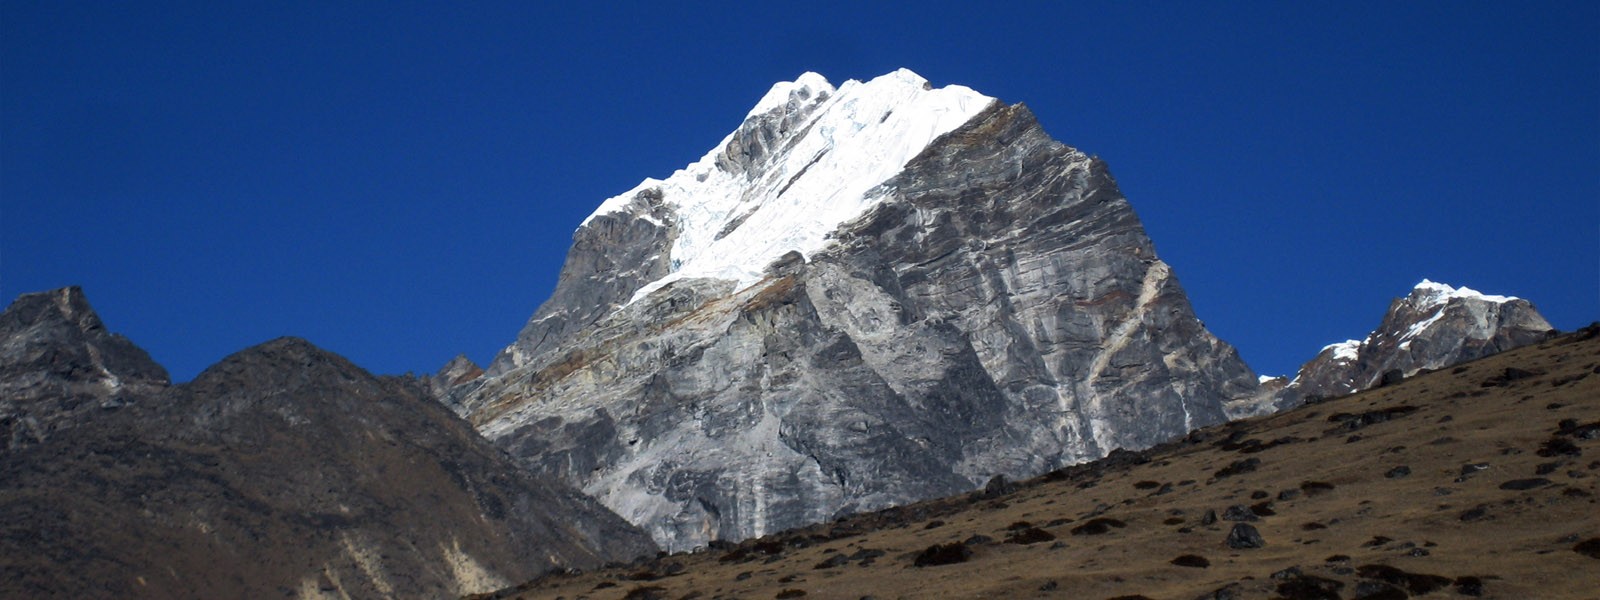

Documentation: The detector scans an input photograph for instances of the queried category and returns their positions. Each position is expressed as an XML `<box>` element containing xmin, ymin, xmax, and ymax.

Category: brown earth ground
<box><xmin>475</xmin><ymin>328</ymin><xmax>1600</xmax><ymax>600</ymax></box>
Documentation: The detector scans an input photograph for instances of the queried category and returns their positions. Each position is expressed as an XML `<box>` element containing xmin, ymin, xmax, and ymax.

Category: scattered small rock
<box><xmin>1457</xmin><ymin>462</ymin><xmax>1491</xmax><ymax>481</ymax></box>
<box><xmin>774</xmin><ymin>589</ymin><xmax>807</xmax><ymax>599</ymax></box>
<box><xmin>1271</xmin><ymin>566</ymin><xmax>1303</xmax><ymax>580</ymax></box>
<box><xmin>1356</xmin><ymin>564</ymin><xmax>1452</xmax><ymax>595</ymax></box>
<box><xmin>1193</xmin><ymin>583</ymin><xmax>1242</xmax><ymax>600</ymax></box>
<box><xmin>1481</xmin><ymin>367</ymin><xmax>1540</xmax><ymax>387</ymax></box>
<box><xmin>1215</xmin><ymin>458</ymin><xmax>1261</xmax><ymax>479</ymax></box>
<box><xmin>1326</xmin><ymin>406</ymin><xmax>1420</xmax><ymax>433</ymax></box>
<box><xmin>1498</xmin><ymin>478</ymin><xmax>1553</xmax><ymax>490</ymax></box>
<box><xmin>1300</xmin><ymin>481</ymin><xmax>1336</xmax><ymax>495</ymax></box>
<box><xmin>1361</xmin><ymin>536</ymin><xmax>1393</xmax><ymax>548</ymax></box>
<box><xmin>1538</xmin><ymin>436</ymin><xmax>1581</xmax><ymax>457</ymax></box>
<box><xmin>1574</xmin><ymin>538</ymin><xmax>1600</xmax><ymax>559</ymax></box>
<box><xmin>912</xmin><ymin>542</ymin><xmax>972</xmax><ymax>567</ymax></box>
<box><xmin>1352</xmin><ymin>580</ymin><xmax>1407</xmax><ymax>600</ymax></box>
<box><xmin>963</xmin><ymin>534</ymin><xmax>994</xmax><ymax>546</ymax></box>
<box><xmin>1278</xmin><ymin>488</ymin><xmax>1302</xmax><ymax>501</ymax></box>
<box><xmin>622</xmin><ymin>585</ymin><xmax>669</xmax><ymax>600</ymax></box>
<box><xmin>1221</xmin><ymin>505</ymin><xmax>1258</xmax><ymax>522</ymax></box>
<box><xmin>1274</xmin><ymin>573</ymin><xmax>1343</xmax><ymax>600</ymax></box>
<box><xmin>1384</xmin><ymin>465</ymin><xmax>1411</xmax><ymax>479</ymax></box>
<box><xmin>1171</xmin><ymin>554</ymin><xmax>1210</xmax><ymax>568</ymax></box>
<box><xmin>813</xmin><ymin>554</ymin><xmax>850</xmax><ymax>570</ymax></box>
<box><xmin>1225</xmin><ymin>523</ymin><xmax>1265</xmax><ymax>549</ymax></box>
<box><xmin>1200</xmin><ymin>509</ymin><xmax>1218</xmax><ymax>525</ymax></box>
<box><xmin>1455</xmin><ymin>575</ymin><xmax>1486</xmax><ymax>596</ymax></box>
<box><xmin>1069</xmin><ymin>517</ymin><xmax>1127</xmax><ymax>536</ymax></box>
<box><xmin>1459</xmin><ymin>505</ymin><xmax>1490</xmax><ymax>522</ymax></box>
<box><xmin>982</xmin><ymin>474</ymin><xmax>1015</xmax><ymax>497</ymax></box>
<box><xmin>1039</xmin><ymin>580</ymin><xmax>1058</xmax><ymax>591</ymax></box>
<box><xmin>923</xmin><ymin>520</ymin><xmax>945</xmax><ymax>530</ymax></box>
<box><xmin>1005</xmin><ymin>526</ymin><xmax>1056</xmax><ymax>545</ymax></box>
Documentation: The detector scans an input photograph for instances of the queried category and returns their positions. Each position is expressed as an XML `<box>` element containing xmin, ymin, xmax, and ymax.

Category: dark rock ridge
<box><xmin>451</xmin><ymin>70</ymin><xmax>1260</xmax><ymax>550</ymax></box>
<box><xmin>1268</xmin><ymin>279</ymin><xmax>1554</xmax><ymax>411</ymax></box>
<box><xmin>0</xmin><ymin>290</ymin><xmax>654</xmax><ymax>599</ymax></box>
<box><xmin>0</xmin><ymin>286</ymin><xmax>169</xmax><ymax>452</ymax></box>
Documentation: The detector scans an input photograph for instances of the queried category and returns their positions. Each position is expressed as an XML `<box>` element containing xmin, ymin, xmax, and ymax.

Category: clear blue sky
<box><xmin>3</xmin><ymin>2</ymin><xmax>1596</xmax><ymax>382</ymax></box>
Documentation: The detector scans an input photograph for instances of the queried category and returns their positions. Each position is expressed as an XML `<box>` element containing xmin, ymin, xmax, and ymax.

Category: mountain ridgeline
<box><xmin>0</xmin><ymin>288</ymin><xmax>654</xmax><ymax>599</ymax></box>
<box><xmin>1</xmin><ymin>70</ymin><xmax>1563</xmax><ymax>597</ymax></box>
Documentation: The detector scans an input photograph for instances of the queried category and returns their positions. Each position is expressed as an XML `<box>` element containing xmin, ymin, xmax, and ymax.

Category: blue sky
<box><xmin>3</xmin><ymin>2</ymin><xmax>1595</xmax><ymax>382</ymax></box>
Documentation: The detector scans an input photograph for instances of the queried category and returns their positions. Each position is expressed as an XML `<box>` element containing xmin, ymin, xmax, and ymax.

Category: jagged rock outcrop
<box><xmin>453</xmin><ymin>70</ymin><xmax>1261</xmax><ymax>551</ymax></box>
<box><xmin>432</xmin><ymin>353</ymin><xmax>484</xmax><ymax>400</ymax></box>
<box><xmin>1272</xmin><ymin>279</ymin><xmax>1555</xmax><ymax>409</ymax></box>
<box><xmin>0</xmin><ymin>286</ymin><xmax>168</xmax><ymax>451</ymax></box>
<box><xmin>0</xmin><ymin>290</ymin><xmax>655</xmax><ymax>599</ymax></box>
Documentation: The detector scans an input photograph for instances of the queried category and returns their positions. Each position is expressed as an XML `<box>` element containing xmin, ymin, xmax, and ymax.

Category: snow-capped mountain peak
<box><xmin>1271</xmin><ymin>279</ymin><xmax>1554</xmax><ymax>410</ymax></box>
<box><xmin>583</xmin><ymin>69</ymin><xmax>996</xmax><ymax>305</ymax></box>
<box><xmin>1410</xmin><ymin>278</ymin><xmax>1516</xmax><ymax>307</ymax></box>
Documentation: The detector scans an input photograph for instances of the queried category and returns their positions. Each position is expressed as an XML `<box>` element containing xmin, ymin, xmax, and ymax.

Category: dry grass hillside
<box><xmin>478</xmin><ymin>328</ymin><xmax>1600</xmax><ymax>600</ymax></box>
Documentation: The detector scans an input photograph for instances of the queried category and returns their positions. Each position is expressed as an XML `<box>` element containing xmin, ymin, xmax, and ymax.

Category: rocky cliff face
<box><xmin>0</xmin><ymin>286</ymin><xmax>168</xmax><ymax>451</ymax></box>
<box><xmin>454</xmin><ymin>70</ymin><xmax>1261</xmax><ymax>551</ymax></box>
<box><xmin>1271</xmin><ymin>279</ymin><xmax>1555</xmax><ymax>409</ymax></box>
<box><xmin>0</xmin><ymin>290</ymin><xmax>654</xmax><ymax>599</ymax></box>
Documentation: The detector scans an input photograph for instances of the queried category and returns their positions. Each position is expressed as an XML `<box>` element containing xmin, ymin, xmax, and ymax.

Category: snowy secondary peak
<box><xmin>582</xmin><ymin>68</ymin><xmax>995</xmax><ymax>305</ymax></box>
<box><xmin>745</xmin><ymin>71</ymin><xmax>834</xmax><ymax>118</ymax></box>
<box><xmin>1409</xmin><ymin>278</ymin><xmax>1516</xmax><ymax>307</ymax></box>
<box><xmin>1321</xmin><ymin>339</ymin><xmax>1362</xmax><ymax>362</ymax></box>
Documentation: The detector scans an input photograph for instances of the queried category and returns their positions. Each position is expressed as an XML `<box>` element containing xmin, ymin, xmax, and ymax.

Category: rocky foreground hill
<box><xmin>0</xmin><ymin>288</ymin><xmax>654</xmax><ymax>599</ymax></box>
<box><xmin>477</xmin><ymin>326</ymin><xmax>1600</xmax><ymax>599</ymax></box>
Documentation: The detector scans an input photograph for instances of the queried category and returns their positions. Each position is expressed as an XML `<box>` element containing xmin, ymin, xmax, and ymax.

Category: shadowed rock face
<box><xmin>1273</xmin><ymin>280</ymin><xmax>1555</xmax><ymax>410</ymax></box>
<box><xmin>457</xmin><ymin>94</ymin><xmax>1260</xmax><ymax>550</ymax></box>
<box><xmin>0</xmin><ymin>286</ymin><xmax>169</xmax><ymax>451</ymax></box>
<box><xmin>0</xmin><ymin>291</ymin><xmax>655</xmax><ymax>599</ymax></box>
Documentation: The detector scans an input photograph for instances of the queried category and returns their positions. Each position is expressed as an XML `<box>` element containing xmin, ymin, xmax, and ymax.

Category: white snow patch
<box><xmin>1411</xmin><ymin>279</ymin><xmax>1515</xmax><ymax>307</ymax></box>
<box><xmin>1257</xmin><ymin>375</ymin><xmax>1280</xmax><ymax>384</ymax></box>
<box><xmin>579</xmin><ymin>68</ymin><xmax>995</xmax><ymax>306</ymax></box>
<box><xmin>1321</xmin><ymin>340</ymin><xmax>1361</xmax><ymax>362</ymax></box>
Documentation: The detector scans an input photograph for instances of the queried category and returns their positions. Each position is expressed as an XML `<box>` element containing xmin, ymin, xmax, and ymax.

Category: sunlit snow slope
<box><xmin>584</xmin><ymin>68</ymin><xmax>994</xmax><ymax>304</ymax></box>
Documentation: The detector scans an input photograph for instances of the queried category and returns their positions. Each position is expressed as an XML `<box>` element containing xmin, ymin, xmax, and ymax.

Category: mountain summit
<box><xmin>0</xmin><ymin>286</ymin><xmax>169</xmax><ymax>451</ymax></box>
<box><xmin>1268</xmin><ymin>279</ymin><xmax>1555</xmax><ymax>410</ymax></box>
<box><xmin>449</xmin><ymin>69</ymin><xmax>1260</xmax><ymax>550</ymax></box>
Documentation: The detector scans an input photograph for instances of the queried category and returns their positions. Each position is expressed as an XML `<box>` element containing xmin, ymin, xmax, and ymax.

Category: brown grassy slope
<box><xmin>480</xmin><ymin>328</ymin><xmax>1600</xmax><ymax>600</ymax></box>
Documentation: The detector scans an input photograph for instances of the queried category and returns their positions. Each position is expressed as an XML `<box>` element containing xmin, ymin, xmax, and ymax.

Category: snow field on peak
<box><xmin>1322</xmin><ymin>340</ymin><xmax>1362</xmax><ymax>362</ymax></box>
<box><xmin>583</xmin><ymin>69</ymin><xmax>995</xmax><ymax>306</ymax></box>
<box><xmin>1412</xmin><ymin>279</ymin><xmax>1515</xmax><ymax>306</ymax></box>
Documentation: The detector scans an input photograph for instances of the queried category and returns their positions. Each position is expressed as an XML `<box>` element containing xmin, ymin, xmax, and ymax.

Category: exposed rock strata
<box><xmin>0</xmin><ymin>286</ymin><xmax>168</xmax><ymax>451</ymax></box>
<box><xmin>456</xmin><ymin>72</ymin><xmax>1260</xmax><ymax>551</ymax></box>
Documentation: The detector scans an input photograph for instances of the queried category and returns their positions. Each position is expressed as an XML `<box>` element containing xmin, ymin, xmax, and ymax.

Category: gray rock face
<box><xmin>0</xmin><ymin>286</ymin><xmax>169</xmax><ymax>451</ymax></box>
<box><xmin>431</xmin><ymin>353</ymin><xmax>484</xmax><ymax>402</ymax></box>
<box><xmin>457</xmin><ymin>72</ymin><xmax>1260</xmax><ymax>551</ymax></box>
<box><xmin>0</xmin><ymin>293</ymin><xmax>655</xmax><ymax>598</ymax></box>
<box><xmin>1274</xmin><ymin>279</ymin><xmax>1555</xmax><ymax>409</ymax></box>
